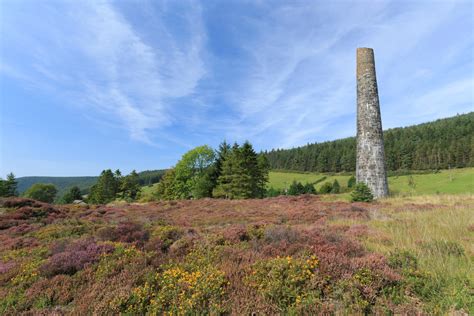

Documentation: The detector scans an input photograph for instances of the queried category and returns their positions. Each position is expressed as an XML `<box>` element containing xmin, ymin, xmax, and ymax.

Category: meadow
<box><xmin>0</xmin><ymin>191</ymin><xmax>472</xmax><ymax>314</ymax></box>
<box><xmin>269</xmin><ymin>167</ymin><xmax>474</xmax><ymax>196</ymax></box>
<box><xmin>139</xmin><ymin>167</ymin><xmax>474</xmax><ymax>202</ymax></box>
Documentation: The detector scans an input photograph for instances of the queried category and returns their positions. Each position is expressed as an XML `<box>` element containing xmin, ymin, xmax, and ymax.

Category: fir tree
<box><xmin>88</xmin><ymin>169</ymin><xmax>120</xmax><ymax>204</ymax></box>
<box><xmin>0</xmin><ymin>173</ymin><xmax>18</xmax><ymax>197</ymax></box>
<box><xmin>347</xmin><ymin>176</ymin><xmax>356</xmax><ymax>188</ymax></box>
<box><xmin>332</xmin><ymin>180</ymin><xmax>340</xmax><ymax>194</ymax></box>
<box><xmin>351</xmin><ymin>183</ymin><xmax>374</xmax><ymax>202</ymax></box>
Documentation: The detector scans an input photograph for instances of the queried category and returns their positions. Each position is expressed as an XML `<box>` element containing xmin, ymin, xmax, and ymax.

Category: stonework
<box><xmin>356</xmin><ymin>48</ymin><xmax>389</xmax><ymax>198</ymax></box>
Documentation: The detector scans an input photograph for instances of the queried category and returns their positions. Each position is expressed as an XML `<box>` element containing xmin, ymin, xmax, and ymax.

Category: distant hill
<box><xmin>17</xmin><ymin>169</ymin><xmax>166</xmax><ymax>197</ymax></box>
<box><xmin>264</xmin><ymin>112</ymin><xmax>473</xmax><ymax>173</ymax></box>
<box><xmin>17</xmin><ymin>176</ymin><xmax>97</xmax><ymax>197</ymax></box>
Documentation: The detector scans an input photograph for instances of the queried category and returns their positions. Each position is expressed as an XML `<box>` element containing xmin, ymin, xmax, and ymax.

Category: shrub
<box><xmin>97</xmin><ymin>222</ymin><xmax>149</xmax><ymax>247</ymax></box>
<box><xmin>0</xmin><ymin>197</ymin><xmax>40</xmax><ymax>208</ymax></box>
<box><xmin>34</xmin><ymin>221</ymin><xmax>90</xmax><ymax>241</ymax></box>
<box><xmin>263</xmin><ymin>225</ymin><xmax>301</xmax><ymax>244</ymax></box>
<box><xmin>122</xmin><ymin>266</ymin><xmax>228</xmax><ymax>314</ymax></box>
<box><xmin>222</xmin><ymin>225</ymin><xmax>250</xmax><ymax>243</ymax></box>
<box><xmin>246</xmin><ymin>255</ymin><xmax>319</xmax><ymax>309</ymax></box>
<box><xmin>40</xmin><ymin>239</ymin><xmax>114</xmax><ymax>277</ymax></box>
<box><xmin>23</xmin><ymin>183</ymin><xmax>57</xmax><ymax>203</ymax></box>
<box><xmin>26</xmin><ymin>275</ymin><xmax>75</xmax><ymax>307</ymax></box>
<box><xmin>247</xmin><ymin>224</ymin><xmax>265</xmax><ymax>240</ymax></box>
<box><xmin>95</xmin><ymin>244</ymin><xmax>143</xmax><ymax>279</ymax></box>
<box><xmin>266</xmin><ymin>187</ymin><xmax>283</xmax><ymax>197</ymax></box>
<box><xmin>331</xmin><ymin>180</ymin><xmax>340</xmax><ymax>194</ymax></box>
<box><xmin>388</xmin><ymin>249</ymin><xmax>418</xmax><ymax>271</ymax></box>
<box><xmin>351</xmin><ymin>183</ymin><xmax>374</xmax><ymax>202</ymax></box>
<box><xmin>303</xmin><ymin>183</ymin><xmax>316</xmax><ymax>194</ymax></box>
<box><xmin>151</xmin><ymin>225</ymin><xmax>184</xmax><ymax>250</ymax></box>
<box><xmin>347</xmin><ymin>176</ymin><xmax>356</xmax><ymax>188</ymax></box>
<box><xmin>288</xmin><ymin>181</ymin><xmax>305</xmax><ymax>196</ymax></box>
<box><xmin>335</xmin><ymin>266</ymin><xmax>401</xmax><ymax>314</ymax></box>
<box><xmin>319</xmin><ymin>182</ymin><xmax>333</xmax><ymax>194</ymax></box>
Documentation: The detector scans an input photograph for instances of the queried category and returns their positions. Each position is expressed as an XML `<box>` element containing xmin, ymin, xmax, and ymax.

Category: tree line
<box><xmin>264</xmin><ymin>112</ymin><xmax>474</xmax><ymax>172</ymax></box>
<box><xmin>155</xmin><ymin>141</ymin><xmax>269</xmax><ymax>200</ymax></box>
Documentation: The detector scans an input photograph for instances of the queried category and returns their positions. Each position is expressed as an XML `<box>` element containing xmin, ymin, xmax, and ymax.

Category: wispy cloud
<box><xmin>1</xmin><ymin>0</ymin><xmax>472</xmax><ymax>153</ymax></box>
<box><xmin>204</xmin><ymin>1</ymin><xmax>471</xmax><ymax>149</ymax></box>
<box><xmin>1</xmin><ymin>0</ymin><xmax>206</xmax><ymax>144</ymax></box>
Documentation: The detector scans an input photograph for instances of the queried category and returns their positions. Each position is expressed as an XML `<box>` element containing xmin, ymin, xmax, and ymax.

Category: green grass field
<box><xmin>268</xmin><ymin>167</ymin><xmax>474</xmax><ymax>196</ymax></box>
<box><xmin>139</xmin><ymin>168</ymin><xmax>473</xmax><ymax>201</ymax></box>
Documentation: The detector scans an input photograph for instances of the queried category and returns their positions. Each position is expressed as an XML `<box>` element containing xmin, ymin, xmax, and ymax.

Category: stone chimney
<box><xmin>356</xmin><ymin>48</ymin><xmax>389</xmax><ymax>198</ymax></box>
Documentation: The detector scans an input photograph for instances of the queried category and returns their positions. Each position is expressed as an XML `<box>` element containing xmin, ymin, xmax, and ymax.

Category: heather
<box><xmin>0</xmin><ymin>195</ymin><xmax>472</xmax><ymax>314</ymax></box>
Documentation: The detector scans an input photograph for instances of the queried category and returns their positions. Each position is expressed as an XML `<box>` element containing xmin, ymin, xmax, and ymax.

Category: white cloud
<box><xmin>1</xmin><ymin>0</ymin><xmax>206</xmax><ymax>144</ymax></box>
<box><xmin>216</xmin><ymin>0</ymin><xmax>472</xmax><ymax>149</ymax></box>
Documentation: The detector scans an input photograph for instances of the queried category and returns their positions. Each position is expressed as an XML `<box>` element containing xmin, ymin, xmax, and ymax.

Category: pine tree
<box><xmin>332</xmin><ymin>180</ymin><xmax>340</xmax><ymax>194</ymax></box>
<box><xmin>304</xmin><ymin>183</ymin><xmax>316</xmax><ymax>194</ymax></box>
<box><xmin>0</xmin><ymin>173</ymin><xmax>18</xmax><ymax>197</ymax></box>
<box><xmin>213</xmin><ymin>142</ymin><xmax>269</xmax><ymax>199</ymax></box>
<box><xmin>319</xmin><ymin>182</ymin><xmax>333</xmax><ymax>194</ymax></box>
<box><xmin>347</xmin><ymin>176</ymin><xmax>356</xmax><ymax>188</ymax></box>
<box><xmin>351</xmin><ymin>183</ymin><xmax>374</xmax><ymax>202</ymax></box>
<box><xmin>88</xmin><ymin>169</ymin><xmax>120</xmax><ymax>204</ymax></box>
<box><xmin>120</xmin><ymin>170</ymin><xmax>141</xmax><ymax>200</ymax></box>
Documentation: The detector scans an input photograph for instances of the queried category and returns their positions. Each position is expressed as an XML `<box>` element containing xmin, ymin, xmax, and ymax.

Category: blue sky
<box><xmin>1</xmin><ymin>0</ymin><xmax>472</xmax><ymax>177</ymax></box>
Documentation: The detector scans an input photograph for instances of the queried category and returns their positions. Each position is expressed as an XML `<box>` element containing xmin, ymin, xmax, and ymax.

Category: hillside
<box><xmin>16</xmin><ymin>177</ymin><xmax>98</xmax><ymax>197</ymax></box>
<box><xmin>0</xmin><ymin>194</ymin><xmax>472</xmax><ymax>314</ymax></box>
<box><xmin>265</xmin><ymin>112</ymin><xmax>473</xmax><ymax>172</ymax></box>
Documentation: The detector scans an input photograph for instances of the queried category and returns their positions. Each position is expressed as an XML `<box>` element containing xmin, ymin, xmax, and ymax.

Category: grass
<box><xmin>268</xmin><ymin>167</ymin><xmax>474</xmax><ymax>196</ymax></box>
<box><xmin>329</xmin><ymin>194</ymin><xmax>474</xmax><ymax>313</ymax></box>
<box><xmin>139</xmin><ymin>167</ymin><xmax>474</xmax><ymax>201</ymax></box>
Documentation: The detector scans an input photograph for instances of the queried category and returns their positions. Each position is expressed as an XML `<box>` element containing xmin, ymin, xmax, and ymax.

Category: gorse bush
<box><xmin>151</xmin><ymin>225</ymin><xmax>184</xmax><ymax>250</ymax></box>
<box><xmin>123</xmin><ymin>266</ymin><xmax>228</xmax><ymax>314</ymax></box>
<box><xmin>351</xmin><ymin>183</ymin><xmax>374</xmax><ymax>202</ymax></box>
<box><xmin>246</xmin><ymin>255</ymin><xmax>319</xmax><ymax>310</ymax></box>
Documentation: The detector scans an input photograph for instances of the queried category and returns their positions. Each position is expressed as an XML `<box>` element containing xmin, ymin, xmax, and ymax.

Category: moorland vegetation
<box><xmin>0</xmin><ymin>194</ymin><xmax>471</xmax><ymax>314</ymax></box>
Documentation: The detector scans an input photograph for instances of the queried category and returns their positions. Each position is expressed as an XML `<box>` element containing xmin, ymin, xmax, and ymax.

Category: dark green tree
<box><xmin>120</xmin><ymin>170</ymin><xmax>141</xmax><ymax>200</ymax></box>
<box><xmin>266</xmin><ymin>187</ymin><xmax>283</xmax><ymax>197</ymax></box>
<box><xmin>351</xmin><ymin>183</ymin><xmax>374</xmax><ymax>202</ymax></box>
<box><xmin>303</xmin><ymin>183</ymin><xmax>316</xmax><ymax>194</ymax></box>
<box><xmin>332</xmin><ymin>179</ymin><xmax>340</xmax><ymax>194</ymax></box>
<box><xmin>209</xmin><ymin>141</ymin><xmax>231</xmax><ymax>190</ymax></box>
<box><xmin>154</xmin><ymin>169</ymin><xmax>178</xmax><ymax>200</ymax></box>
<box><xmin>88</xmin><ymin>169</ymin><xmax>120</xmax><ymax>204</ymax></box>
<box><xmin>0</xmin><ymin>173</ymin><xmax>18</xmax><ymax>197</ymax></box>
<box><xmin>288</xmin><ymin>181</ymin><xmax>305</xmax><ymax>196</ymax></box>
<box><xmin>61</xmin><ymin>186</ymin><xmax>82</xmax><ymax>204</ymax></box>
<box><xmin>264</xmin><ymin>113</ymin><xmax>474</xmax><ymax>172</ymax></box>
<box><xmin>213</xmin><ymin>142</ymin><xmax>269</xmax><ymax>199</ymax></box>
<box><xmin>319</xmin><ymin>182</ymin><xmax>333</xmax><ymax>194</ymax></box>
<box><xmin>24</xmin><ymin>183</ymin><xmax>57</xmax><ymax>203</ymax></box>
<box><xmin>347</xmin><ymin>176</ymin><xmax>356</xmax><ymax>188</ymax></box>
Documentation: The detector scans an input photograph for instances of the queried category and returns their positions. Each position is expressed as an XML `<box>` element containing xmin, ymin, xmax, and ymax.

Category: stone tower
<box><xmin>356</xmin><ymin>47</ymin><xmax>388</xmax><ymax>198</ymax></box>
